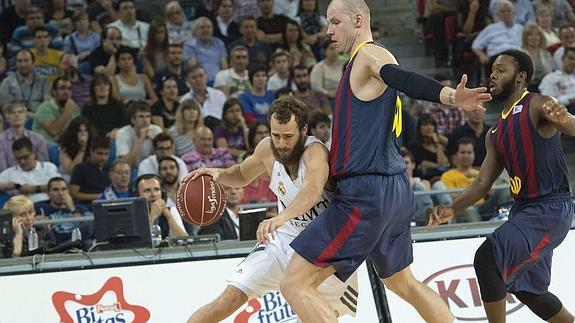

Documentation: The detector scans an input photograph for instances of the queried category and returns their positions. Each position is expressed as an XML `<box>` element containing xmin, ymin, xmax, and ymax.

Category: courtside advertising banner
<box><xmin>0</xmin><ymin>259</ymin><xmax>378</xmax><ymax>323</ymax></box>
<box><xmin>386</xmin><ymin>231</ymin><xmax>575</xmax><ymax>322</ymax></box>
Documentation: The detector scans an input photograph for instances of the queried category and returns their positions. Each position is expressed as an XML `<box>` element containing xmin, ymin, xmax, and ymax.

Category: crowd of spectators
<box><xmin>421</xmin><ymin>0</ymin><xmax>575</xmax><ymax>95</ymax></box>
<box><xmin>0</xmin><ymin>0</ymin><xmax>540</xmax><ymax>256</ymax></box>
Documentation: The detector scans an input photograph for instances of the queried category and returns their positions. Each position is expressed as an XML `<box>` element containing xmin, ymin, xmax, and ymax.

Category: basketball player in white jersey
<box><xmin>186</xmin><ymin>96</ymin><xmax>358</xmax><ymax>322</ymax></box>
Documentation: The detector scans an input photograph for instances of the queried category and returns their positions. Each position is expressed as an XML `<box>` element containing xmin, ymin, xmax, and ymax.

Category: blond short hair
<box><xmin>3</xmin><ymin>102</ymin><xmax>27</xmax><ymax>115</ymax></box>
<box><xmin>522</xmin><ymin>23</ymin><xmax>547</xmax><ymax>48</ymax></box>
<box><xmin>4</xmin><ymin>195</ymin><xmax>35</xmax><ymax>214</ymax></box>
<box><xmin>165</xmin><ymin>1</ymin><xmax>184</xmax><ymax>17</ymax></box>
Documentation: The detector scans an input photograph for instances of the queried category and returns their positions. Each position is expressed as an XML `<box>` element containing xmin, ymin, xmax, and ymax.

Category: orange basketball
<box><xmin>176</xmin><ymin>174</ymin><xmax>226</xmax><ymax>226</ymax></box>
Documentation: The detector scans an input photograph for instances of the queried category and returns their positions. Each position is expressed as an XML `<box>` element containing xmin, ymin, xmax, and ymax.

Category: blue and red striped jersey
<box><xmin>491</xmin><ymin>91</ymin><xmax>570</xmax><ymax>199</ymax></box>
<box><xmin>329</xmin><ymin>45</ymin><xmax>406</xmax><ymax>180</ymax></box>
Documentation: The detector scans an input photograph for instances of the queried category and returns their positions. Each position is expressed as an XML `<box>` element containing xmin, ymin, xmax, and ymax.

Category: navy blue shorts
<box><xmin>290</xmin><ymin>173</ymin><xmax>414</xmax><ymax>281</ymax></box>
<box><xmin>488</xmin><ymin>193</ymin><xmax>573</xmax><ymax>294</ymax></box>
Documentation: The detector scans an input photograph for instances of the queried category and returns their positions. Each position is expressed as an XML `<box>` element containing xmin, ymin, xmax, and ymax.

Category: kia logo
<box><xmin>423</xmin><ymin>264</ymin><xmax>524</xmax><ymax>321</ymax></box>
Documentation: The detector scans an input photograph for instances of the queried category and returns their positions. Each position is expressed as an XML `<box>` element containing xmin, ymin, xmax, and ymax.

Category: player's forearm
<box><xmin>451</xmin><ymin>180</ymin><xmax>491</xmax><ymax>213</ymax></box>
<box><xmin>278</xmin><ymin>186</ymin><xmax>323</xmax><ymax>222</ymax></box>
<box><xmin>558</xmin><ymin>114</ymin><xmax>575</xmax><ymax>136</ymax></box>
<box><xmin>379</xmin><ymin>64</ymin><xmax>444</xmax><ymax>104</ymax></box>
<box><xmin>555</xmin><ymin>93</ymin><xmax>572</xmax><ymax>106</ymax></box>
<box><xmin>217</xmin><ymin>164</ymin><xmax>250</xmax><ymax>188</ymax></box>
<box><xmin>439</xmin><ymin>87</ymin><xmax>457</xmax><ymax>106</ymax></box>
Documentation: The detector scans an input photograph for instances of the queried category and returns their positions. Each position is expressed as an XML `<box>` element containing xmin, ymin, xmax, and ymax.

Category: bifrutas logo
<box><xmin>234</xmin><ymin>292</ymin><xmax>297</xmax><ymax>323</ymax></box>
<box><xmin>423</xmin><ymin>264</ymin><xmax>524</xmax><ymax>321</ymax></box>
<box><xmin>52</xmin><ymin>277</ymin><xmax>150</xmax><ymax>323</ymax></box>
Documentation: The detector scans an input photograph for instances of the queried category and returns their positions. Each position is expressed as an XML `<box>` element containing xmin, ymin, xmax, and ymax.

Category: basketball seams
<box><xmin>216</xmin><ymin>179</ymin><xmax>223</xmax><ymax>223</ymax></box>
<box><xmin>182</xmin><ymin>177</ymin><xmax>193</xmax><ymax>224</ymax></box>
<box><xmin>215</xmin><ymin>182</ymin><xmax>226</xmax><ymax>224</ymax></box>
<box><xmin>177</xmin><ymin>176</ymin><xmax>189</xmax><ymax>224</ymax></box>
<box><xmin>201</xmin><ymin>176</ymin><xmax>206</xmax><ymax>226</ymax></box>
<box><xmin>175</xmin><ymin>174</ymin><xmax>226</xmax><ymax>226</ymax></box>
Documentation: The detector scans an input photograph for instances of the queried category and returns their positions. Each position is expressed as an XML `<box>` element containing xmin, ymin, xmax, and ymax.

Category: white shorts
<box><xmin>227</xmin><ymin>235</ymin><xmax>359</xmax><ymax>317</ymax></box>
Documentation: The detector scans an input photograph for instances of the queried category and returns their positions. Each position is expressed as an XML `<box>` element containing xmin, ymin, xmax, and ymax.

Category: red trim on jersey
<box><xmin>330</xmin><ymin>68</ymin><xmax>347</xmax><ymax>178</ymax></box>
<box><xmin>503</xmin><ymin>233</ymin><xmax>550</xmax><ymax>282</ymax></box>
<box><xmin>314</xmin><ymin>207</ymin><xmax>362</xmax><ymax>268</ymax></box>
<box><xmin>496</xmin><ymin>119</ymin><xmax>505</xmax><ymax>162</ymax></box>
<box><xmin>506</xmin><ymin>110</ymin><xmax>522</xmax><ymax>198</ymax></box>
<box><xmin>342</xmin><ymin>85</ymin><xmax>353</xmax><ymax>173</ymax></box>
<box><xmin>519</xmin><ymin>96</ymin><xmax>538</xmax><ymax>198</ymax></box>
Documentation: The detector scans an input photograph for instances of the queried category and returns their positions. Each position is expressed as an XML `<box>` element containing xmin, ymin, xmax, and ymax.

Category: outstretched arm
<box><xmin>428</xmin><ymin>132</ymin><xmax>504</xmax><ymax>225</ymax></box>
<box><xmin>368</xmin><ymin>46</ymin><xmax>490</xmax><ymax>111</ymax></box>
<box><xmin>188</xmin><ymin>137</ymin><xmax>270</xmax><ymax>187</ymax></box>
<box><xmin>256</xmin><ymin>143</ymin><xmax>329</xmax><ymax>244</ymax></box>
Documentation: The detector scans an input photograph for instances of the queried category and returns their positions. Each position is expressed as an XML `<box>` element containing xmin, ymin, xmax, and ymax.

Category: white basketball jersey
<box><xmin>269</xmin><ymin>136</ymin><xmax>333</xmax><ymax>239</ymax></box>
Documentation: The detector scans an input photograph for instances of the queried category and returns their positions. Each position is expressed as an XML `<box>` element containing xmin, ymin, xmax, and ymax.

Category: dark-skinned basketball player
<box><xmin>185</xmin><ymin>96</ymin><xmax>359</xmax><ymax>322</ymax></box>
<box><xmin>429</xmin><ymin>49</ymin><xmax>575</xmax><ymax>323</ymax></box>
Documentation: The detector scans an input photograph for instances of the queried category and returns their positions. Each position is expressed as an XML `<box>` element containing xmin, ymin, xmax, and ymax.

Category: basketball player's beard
<box><xmin>270</xmin><ymin>133</ymin><xmax>306</xmax><ymax>166</ymax></box>
<box><xmin>492</xmin><ymin>74</ymin><xmax>517</xmax><ymax>101</ymax></box>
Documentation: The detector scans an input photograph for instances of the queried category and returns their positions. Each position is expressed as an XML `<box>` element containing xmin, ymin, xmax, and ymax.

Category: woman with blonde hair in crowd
<box><xmin>168</xmin><ymin>99</ymin><xmax>204</xmax><ymax>156</ymax></box>
<box><xmin>310</xmin><ymin>41</ymin><xmax>344</xmax><ymax>104</ymax></box>
<box><xmin>534</xmin><ymin>0</ymin><xmax>575</xmax><ymax>28</ymax></box>
<box><xmin>535</xmin><ymin>5</ymin><xmax>561</xmax><ymax>50</ymax></box>
<box><xmin>4</xmin><ymin>195</ymin><xmax>56</xmax><ymax>258</ymax></box>
<box><xmin>143</xmin><ymin>18</ymin><xmax>170</xmax><ymax>79</ymax></box>
<box><xmin>522</xmin><ymin>23</ymin><xmax>556</xmax><ymax>91</ymax></box>
<box><xmin>164</xmin><ymin>1</ymin><xmax>194</xmax><ymax>45</ymax></box>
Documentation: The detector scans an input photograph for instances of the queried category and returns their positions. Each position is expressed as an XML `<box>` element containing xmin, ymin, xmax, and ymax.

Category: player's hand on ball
<box><xmin>543</xmin><ymin>99</ymin><xmax>571</xmax><ymax>124</ymax></box>
<box><xmin>256</xmin><ymin>216</ymin><xmax>287</xmax><ymax>244</ymax></box>
<box><xmin>188</xmin><ymin>168</ymin><xmax>221</xmax><ymax>181</ymax></box>
<box><xmin>426</xmin><ymin>205</ymin><xmax>455</xmax><ymax>227</ymax></box>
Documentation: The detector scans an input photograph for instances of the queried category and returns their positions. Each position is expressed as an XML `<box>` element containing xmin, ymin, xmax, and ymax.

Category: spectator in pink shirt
<box><xmin>182</xmin><ymin>126</ymin><xmax>235</xmax><ymax>171</ymax></box>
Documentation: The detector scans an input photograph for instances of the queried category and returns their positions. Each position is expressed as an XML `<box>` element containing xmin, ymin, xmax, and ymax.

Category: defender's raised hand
<box><xmin>454</xmin><ymin>74</ymin><xmax>490</xmax><ymax>112</ymax></box>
